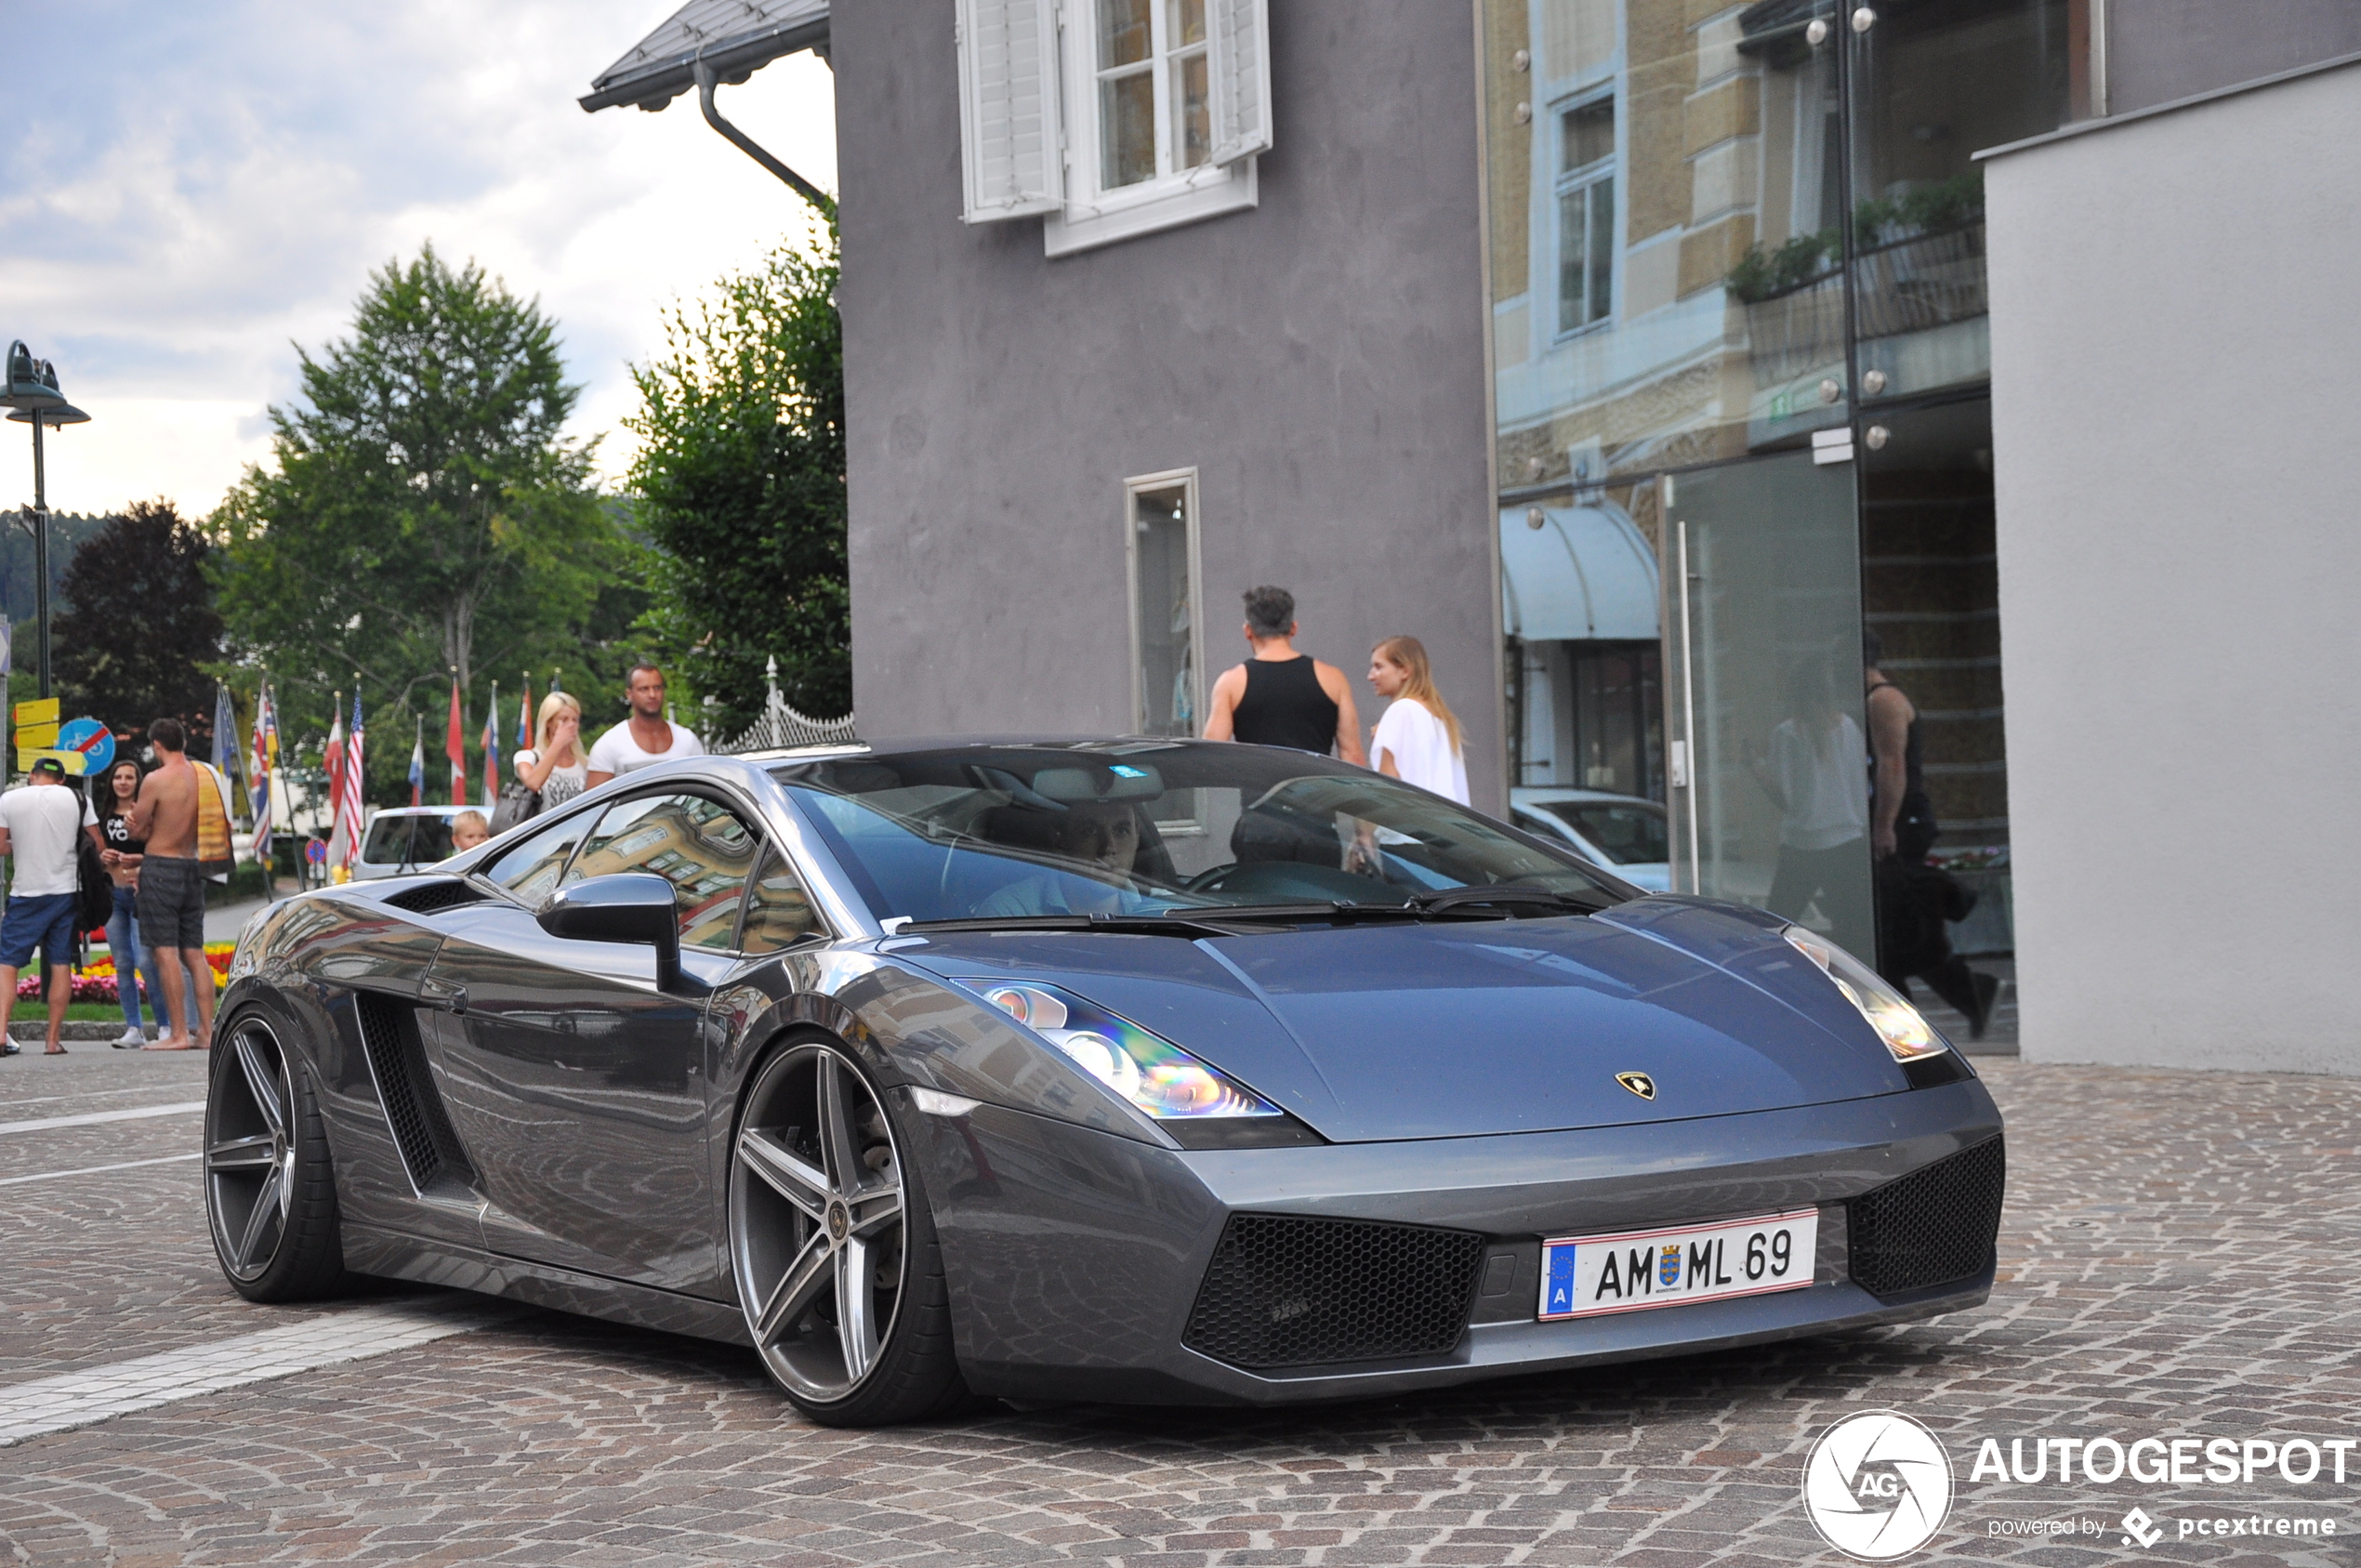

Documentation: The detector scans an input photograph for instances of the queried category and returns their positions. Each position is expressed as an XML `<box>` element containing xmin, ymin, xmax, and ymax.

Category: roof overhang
<box><xmin>580</xmin><ymin>0</ymin><xmax>830</xmax><ymax>114</ymax></box>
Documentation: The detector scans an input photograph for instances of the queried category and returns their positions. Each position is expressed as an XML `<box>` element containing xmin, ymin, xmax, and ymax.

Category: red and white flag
<box><xmin>445</xmin><ymin>676</ymin><xmax>466</xmax><ymax>807</ymax></box>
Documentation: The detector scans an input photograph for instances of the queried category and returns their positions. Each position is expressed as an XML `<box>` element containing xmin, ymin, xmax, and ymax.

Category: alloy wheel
<box><xmin>731</xmin><ymin>1042</ymin><xmax>908</xmax><ymax>1403</ymax></box>
<box><xmin>206</xmin><ymin>1018</ymin><xmax>297</xmax><ymax>1282</ymax></box>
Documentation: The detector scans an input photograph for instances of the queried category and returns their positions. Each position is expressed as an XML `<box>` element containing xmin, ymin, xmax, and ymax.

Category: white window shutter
<box><xmin>1207</xmin><ymin>0</ymin><xmax>1273</xmax><ymax>165</ymax></box>
<box><xmin>956</xmin><ymin>0</ymin><xmax>1062</xmax><ymax>222</ymax></box>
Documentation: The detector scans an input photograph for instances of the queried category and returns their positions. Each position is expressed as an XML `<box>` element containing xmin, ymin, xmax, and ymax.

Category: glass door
<box><xmin>1663</xmin><ymin>450</ymin><xmax>1875</xmax><ymax>961</ymax></box>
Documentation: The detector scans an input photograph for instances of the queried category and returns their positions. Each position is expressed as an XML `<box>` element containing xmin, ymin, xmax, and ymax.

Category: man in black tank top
<box><xmin>1204</xmin><ymin>586</ymin><xmax>1365</xmax><ymax>762</ymax></box>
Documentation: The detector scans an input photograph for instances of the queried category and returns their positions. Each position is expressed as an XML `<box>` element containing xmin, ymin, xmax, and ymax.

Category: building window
<box><xmin>1096</xmin><ymin>0</ymin><xmax>1211</xmax><ymax>190</ymax></box>
<box><xmin>1125</xmin><ymin>469</ymin><xmax>1200</xmax><ymax>738</ymax></box>
<box><xmin>955</xmin><ymin>0</ymin><xmax>1270</xmax><ymax>256</ymax></box>
<box><xmin>1555</xmin><ymin>94</ymin><xmax>1616</xmax><ymax>335</ymax></box>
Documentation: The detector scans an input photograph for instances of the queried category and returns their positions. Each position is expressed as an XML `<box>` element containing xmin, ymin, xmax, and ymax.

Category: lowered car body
<box><xmin>206</xmin><ymin>740</ymin><xmax>2004</xmax><ymax>1423</ymax></box>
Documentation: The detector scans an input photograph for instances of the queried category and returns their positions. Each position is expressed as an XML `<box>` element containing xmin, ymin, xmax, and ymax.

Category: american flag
<box><xmin>336</xmin><ymin>688</ymin><xmax>366</xmax><ymax>870</ymax></box>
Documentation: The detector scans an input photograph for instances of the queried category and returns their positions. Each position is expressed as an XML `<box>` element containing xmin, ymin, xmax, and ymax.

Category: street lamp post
<box><xmin>3</xmin><ymin>342</ymin><xmax>92</xmax><ymax>701</ymax></box>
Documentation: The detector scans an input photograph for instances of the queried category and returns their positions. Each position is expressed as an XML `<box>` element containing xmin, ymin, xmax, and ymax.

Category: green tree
<box><xmin>53</xmin><ymin>499</ymin><xmax>223</xmax><ymax>746</ymax></box>
<box><xmin>627</xmin><ymin>214</ymin><xmax>848</xmax><ymax>736</ymax></box>
<box><xmin>212</xmin><ymin>244</ymin><xmax>628</xmax><ymax>797</ymax></box>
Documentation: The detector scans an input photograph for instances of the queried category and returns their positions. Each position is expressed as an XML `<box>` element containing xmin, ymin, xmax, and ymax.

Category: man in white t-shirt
<box><xmin>0</xmin><ymin>758</ymin><xmax>103</xmax><ymax>1056</ymax></box>
<box><xmin>585</xmin><ymin>663</ymin><xmax>706</xmax><ymax>787</ymax></box>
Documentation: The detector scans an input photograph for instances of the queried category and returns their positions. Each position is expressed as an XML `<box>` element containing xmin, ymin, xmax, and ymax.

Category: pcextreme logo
<box><xmin>1802</xmin><ymin>1411</ymin><xmax>1956</xmax><ymax>1561</ymax></box>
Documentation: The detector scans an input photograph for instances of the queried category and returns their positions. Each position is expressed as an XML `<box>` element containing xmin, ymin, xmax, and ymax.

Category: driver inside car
<box><xmin>973</xmin><ymin>800</ymin><xmax>1156</xmax><ymax>917</ymax></box>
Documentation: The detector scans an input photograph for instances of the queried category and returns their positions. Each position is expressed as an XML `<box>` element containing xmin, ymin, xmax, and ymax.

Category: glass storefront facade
<box><xmin>1484</xmin><ymin>0</ymin><xmax>2087</xmax><ymax>989</ymax></box>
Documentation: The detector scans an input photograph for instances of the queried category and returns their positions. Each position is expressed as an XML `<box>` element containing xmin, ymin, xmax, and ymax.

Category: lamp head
<box><xmin>6</xmin><ymin>402</ymin><xmax>89</xmax><ymax>428</ymax></box>
<box><xmin>2</xmin><ymin>342</ymin><xmax>66</xmax><ymax>411</ymax></box>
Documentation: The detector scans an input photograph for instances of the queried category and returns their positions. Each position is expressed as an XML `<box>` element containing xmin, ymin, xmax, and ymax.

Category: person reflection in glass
<box><xmin>975</xmin><ymin>802</ymin><xmax>1154</xmax><ymax>917</ymax></box>
<box><xmin>1753</xmin><ymin>652</ymin><xmax>1869</xmax><ymax>935</ymax></box>
<box><xmin>1866</xmin><ymin>630</ymin><xmax>1998</xmax><ymax>1037</ymax></box>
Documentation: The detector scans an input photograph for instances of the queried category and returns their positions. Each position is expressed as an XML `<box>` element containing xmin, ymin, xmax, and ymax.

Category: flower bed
<box><xmin>16</xmin><ymin>942</ymin><xmax>235</xmax><ymax>1003</ymax></box>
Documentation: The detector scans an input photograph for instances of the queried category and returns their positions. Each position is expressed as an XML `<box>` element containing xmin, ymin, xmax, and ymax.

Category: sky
<box><xmin>0</xmin><ymin>0</ymin><xmax>838</xmax><ymax>519</ymax></box>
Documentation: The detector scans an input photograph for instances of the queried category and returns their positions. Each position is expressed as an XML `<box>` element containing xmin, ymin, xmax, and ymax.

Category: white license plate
<box><xmin>1538</xmin><ymin>1208</ymin><xmax>1819</xmax><ymax>1321</ymax></box>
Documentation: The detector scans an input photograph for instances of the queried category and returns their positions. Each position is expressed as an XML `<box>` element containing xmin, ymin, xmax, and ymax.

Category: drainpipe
<box><xmin>693</xmin><ymin>55</ymin><xmax>832</xmax><ymax>214</ymax></box>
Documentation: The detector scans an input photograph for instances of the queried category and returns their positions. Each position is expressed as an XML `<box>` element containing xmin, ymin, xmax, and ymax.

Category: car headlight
<box><xmin>1782</xmin><ymin>925</ymin><xmax>1948</xmax><ymax>1061</ymax></box>
<box><xmin>974</xmin><ymin>981</ymin><xmax>1286</xmax><ymax>1122</ymax></box>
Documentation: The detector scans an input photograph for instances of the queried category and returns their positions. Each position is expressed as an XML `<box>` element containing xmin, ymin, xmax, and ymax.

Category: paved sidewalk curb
<box><xmin>5</xmin><ymin>1021</ymin><xmax>177</xmax><ymax>1043</ymax></box>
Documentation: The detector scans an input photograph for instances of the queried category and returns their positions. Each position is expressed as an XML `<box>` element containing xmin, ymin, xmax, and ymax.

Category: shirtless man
<box><xmin>1202</xmin><ymin>586</ymin><xmax>1365</xmax><ymax>765</ymax></box>
<box><xmin>126</xmin><ymin>718</ymin><xmax>213</xmax><ymax>1050</ymax></box>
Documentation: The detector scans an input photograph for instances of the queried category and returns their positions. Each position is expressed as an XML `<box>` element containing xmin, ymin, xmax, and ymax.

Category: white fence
<box><xmin>709</xmin><ymin>656</ymin><xmax>858</xmax><ymax>754</ymax></box>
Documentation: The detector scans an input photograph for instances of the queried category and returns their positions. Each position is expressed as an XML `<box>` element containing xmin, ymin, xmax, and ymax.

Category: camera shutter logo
<box><xmin>1802</xmin><ymin>1411</ymin><xmax>1954</xmax><ymax>1560</ymax></box>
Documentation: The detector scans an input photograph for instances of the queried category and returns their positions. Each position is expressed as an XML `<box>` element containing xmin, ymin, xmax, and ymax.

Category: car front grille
<box><xmin>1182</xmin><ymin>1214</ymin><xmax>1486</xmax><ymax>1371</ymax></box>
<box><xmin>1848</xmin><ymin>1136</ymin><xmax>2005</xmax><ymax>1299</ymax></box>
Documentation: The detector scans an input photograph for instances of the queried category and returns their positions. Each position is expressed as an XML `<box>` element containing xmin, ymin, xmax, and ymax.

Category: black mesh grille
<box><xmin>1183</xmin><ymin>1215</ymin><xmax>1486</xmax><ymax>1370</ymax></box>
<box><xmin>383</xmin><ymin>879</ymin><xmax>489</xmax><ymax>915</ymax></box>
<box><xmin>354</xmin><ymin>994</ymin><xmax>472</xmax><ymax>1191</ymax></box>
<box><xmin>1849</xmin><ymin>1136</ymin><xmax>2005</xmax><ymax>1298</ymax></box>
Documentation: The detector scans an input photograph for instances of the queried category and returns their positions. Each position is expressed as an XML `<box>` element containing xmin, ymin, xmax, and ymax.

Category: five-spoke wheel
<box><xmin>730</xmin><ymin>1039</ymin><xmax>965</xmax><ymax>1424</ymax></box>
<box><xmin>204</xmin><ymin>1011</ymin><xmax>345</xmax><ymax>1300</ymax></box>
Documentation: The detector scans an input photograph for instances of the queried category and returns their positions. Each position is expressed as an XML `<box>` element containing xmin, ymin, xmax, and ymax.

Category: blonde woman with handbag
<box><xmin>497</xmin><ymin>692</ymin><xmax>588</xmax><ymax>831</ymax></box>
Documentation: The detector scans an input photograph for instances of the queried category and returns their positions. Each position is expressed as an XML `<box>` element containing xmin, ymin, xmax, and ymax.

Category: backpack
<box><xmin>76</xmin><ymin>831</ymin><xmax>113</xmax><ymax>931</ymax></box>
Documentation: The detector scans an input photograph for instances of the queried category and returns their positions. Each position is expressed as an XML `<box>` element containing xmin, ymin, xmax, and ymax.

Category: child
<box><xmin>449</xmin><ymin>810</ymin><xmax>492</xmax><ymax>853</ymax></box>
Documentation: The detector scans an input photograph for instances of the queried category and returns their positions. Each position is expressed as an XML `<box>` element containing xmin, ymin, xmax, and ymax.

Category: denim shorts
<box><xmin>0</xmin><ymin>891</ymin><xmax>80</xmax><ymax>970</ymax></box>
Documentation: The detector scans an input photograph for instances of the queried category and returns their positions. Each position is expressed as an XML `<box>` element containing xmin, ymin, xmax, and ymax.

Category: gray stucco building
<box><xmin>833</xmin><ymin>5</ymin><xmax>1500</xmax><ymax>805</ymax></box>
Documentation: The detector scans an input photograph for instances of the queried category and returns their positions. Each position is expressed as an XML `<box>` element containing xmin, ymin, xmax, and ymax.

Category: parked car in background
<box><xmin>1510</xmin><ymin>789</ymin><xmax>1672</xmax><ymax>893</ymax></box>
<box><xmin>352</xmin><ymin>806</ymin><xmax>474</xmax><ymax>880</ymax></box>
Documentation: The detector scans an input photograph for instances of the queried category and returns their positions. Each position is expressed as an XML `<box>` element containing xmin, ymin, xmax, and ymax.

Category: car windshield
<box><xmin>362</xmin><ymin>813</ymin><xmax>454</xmax><ymax>866</ymax></box>
<box><xmin>1537</xmin><ymin>801</ymin><xmax>1668</xmax><ymax>865</ymax></box>
<box><xmin>774</xmin><ymin>744</ymin><xmax>1629</xmax><ymax>925</ymax></box>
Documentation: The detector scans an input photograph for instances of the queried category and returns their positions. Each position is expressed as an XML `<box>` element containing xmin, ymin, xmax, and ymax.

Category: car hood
<box><xmin>899</xmin><ymin>900</ymin><xmax>1911</xmax><ymax>1142</ymax></box>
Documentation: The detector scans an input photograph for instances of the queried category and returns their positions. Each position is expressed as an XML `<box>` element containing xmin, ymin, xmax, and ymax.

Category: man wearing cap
<box><xmin>0</xmin><ymin>757</ymin><xmax>103</xmax><ymax>1057</ymax></box>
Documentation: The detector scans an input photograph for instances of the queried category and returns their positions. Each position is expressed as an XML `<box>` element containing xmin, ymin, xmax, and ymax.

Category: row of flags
<box><xmin>209</xmin><ymin>672</ymin><xmax>557</xmax><ymax>877</ymax></box>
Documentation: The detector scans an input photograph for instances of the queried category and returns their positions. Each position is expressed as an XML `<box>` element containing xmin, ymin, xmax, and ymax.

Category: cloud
<box><xmin>0</xmin><ymin>0</ymin><xmax>838</xmax><ymax>518</ymax></box>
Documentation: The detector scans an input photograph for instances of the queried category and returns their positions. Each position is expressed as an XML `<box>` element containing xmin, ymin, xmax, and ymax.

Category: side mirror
<box><xmin>538</xmin><ymin>873</ymin><xmax>681</xmax><ymax>990</ymax></box>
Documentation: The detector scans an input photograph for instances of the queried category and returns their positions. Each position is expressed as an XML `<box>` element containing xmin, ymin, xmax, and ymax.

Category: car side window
<box><xmin>562</xmin><ymin>792</ymin><xmax>761</xmax><ymax>950</ymax></box>
<box><xmin>737</xmin><ymin>848</ymin><xmax>824</xmax><ymax>954</ymax></box>
<box><xmin>484</xmin><ymin>810</ymin><xmax>597</xmax><ymax>903</ymax></box>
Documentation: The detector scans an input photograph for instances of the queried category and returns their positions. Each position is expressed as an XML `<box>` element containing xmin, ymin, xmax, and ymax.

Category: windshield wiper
<box><xmin>1192</xmin><ymin>901</ymin><xmax>1503</xmax><ymax>925</ymax></box>
<box><xmin>1407</xmin><ymin>885</ymin><xmax>1604</xmax><ymax>915</ymax></box>
<box><xmin>895</xmin><ymin>912</ymin><xmax>1259</xmax><ymax>939</ymax></box>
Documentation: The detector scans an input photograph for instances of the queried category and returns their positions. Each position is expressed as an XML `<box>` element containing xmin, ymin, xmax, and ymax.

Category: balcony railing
<box><xmin>1742</xmin><ymin>222</ymin><xmax>1988</xmax><ymax>389</ymax></box>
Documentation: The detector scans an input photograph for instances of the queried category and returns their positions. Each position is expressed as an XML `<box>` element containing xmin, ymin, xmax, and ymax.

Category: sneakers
<box><xmin>114</xmin><ymin>1027</ymin><xmax>148</xmax><ymax>1049</ymax></box>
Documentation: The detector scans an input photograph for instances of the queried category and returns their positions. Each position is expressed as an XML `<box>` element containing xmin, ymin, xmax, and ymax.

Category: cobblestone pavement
<box><xmin>3</xmin><ymin>1048</ymin><xmax>2357</xmax><ymax>1567</ymax></box>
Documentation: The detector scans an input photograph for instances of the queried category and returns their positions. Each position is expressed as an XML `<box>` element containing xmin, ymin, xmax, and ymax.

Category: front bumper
<box><xmin>906</xmin><ymin>1078</ymin><xmax>2003</xmax><ymax>1406</ymax></box>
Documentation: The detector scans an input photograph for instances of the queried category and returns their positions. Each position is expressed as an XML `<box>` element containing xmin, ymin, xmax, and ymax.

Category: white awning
<box><xmin>1499</xmin><ymin>504</ymin><xmax>1660</xmax><ymax>642</ymax></box>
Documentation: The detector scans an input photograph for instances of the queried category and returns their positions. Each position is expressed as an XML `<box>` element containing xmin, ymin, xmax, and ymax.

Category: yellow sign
<box><xmin>20</xmin><ymin>748</ymin><xmax>87</xmax><ymax>776</ymax></box>
<box><xmin>14</xmin><ymin>722</ymin><xmax>59</xmax><ymax>752</ymax></box>
<box><xmin>12</xmin><ymin>697</ymin><xmax>59</xmax><ymax>727</ymax></box>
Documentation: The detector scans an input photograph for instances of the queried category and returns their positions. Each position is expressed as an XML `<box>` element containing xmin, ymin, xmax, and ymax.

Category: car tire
<box><xmin>729</xmin><ymin>1036</ymin><xmax>969</xmax><ymax>1427</ymax></box>
<box><xmin>204</xmin><ymin>1008</ymin><xmax>348</xmax><ymax>1302</ymax></box>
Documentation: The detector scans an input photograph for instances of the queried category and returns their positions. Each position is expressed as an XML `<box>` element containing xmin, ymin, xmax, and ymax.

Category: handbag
<box><xmin>488</xmin><ymin>781</ymin><xmax>543</xmax><ymax>837</ymax></box>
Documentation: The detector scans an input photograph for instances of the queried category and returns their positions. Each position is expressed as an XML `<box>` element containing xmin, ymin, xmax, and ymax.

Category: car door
<box><xmin>423</xmin><ymin>791</ymin><xmax>760</xmax><ymax>1295</ymax></box>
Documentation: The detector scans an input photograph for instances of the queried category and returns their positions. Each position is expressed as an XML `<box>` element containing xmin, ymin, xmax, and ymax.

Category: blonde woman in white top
<box><xmin>1365</xmin><ymin>636</ymin><xmax>1471</xmax><ymax>805</ymax></box>
<box><xmin>512</xmin><ymin>691</ymin><xmax>590</xmax><ymax>810</ymax></box>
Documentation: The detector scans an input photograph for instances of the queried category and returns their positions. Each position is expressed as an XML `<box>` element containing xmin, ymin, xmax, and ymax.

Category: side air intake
<box><xmin>382</xmin><ymin>879</ymin><xmax>490</xmax><ymax>915</ymax></box>
<box><xmin>1183</xmin><ymin>1215</ymin><xmax>1486</xmax><ymax>1370</ymax></box>
<box><xmin>352</xmin><ymin>992</ymin><xmax>475</xmax><ymax>1193</ymax></box>
<box><xmin>1847</xmin><ymin>1136</ymin><xmax>2005</xmax><ymax>1299</ymax></box>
